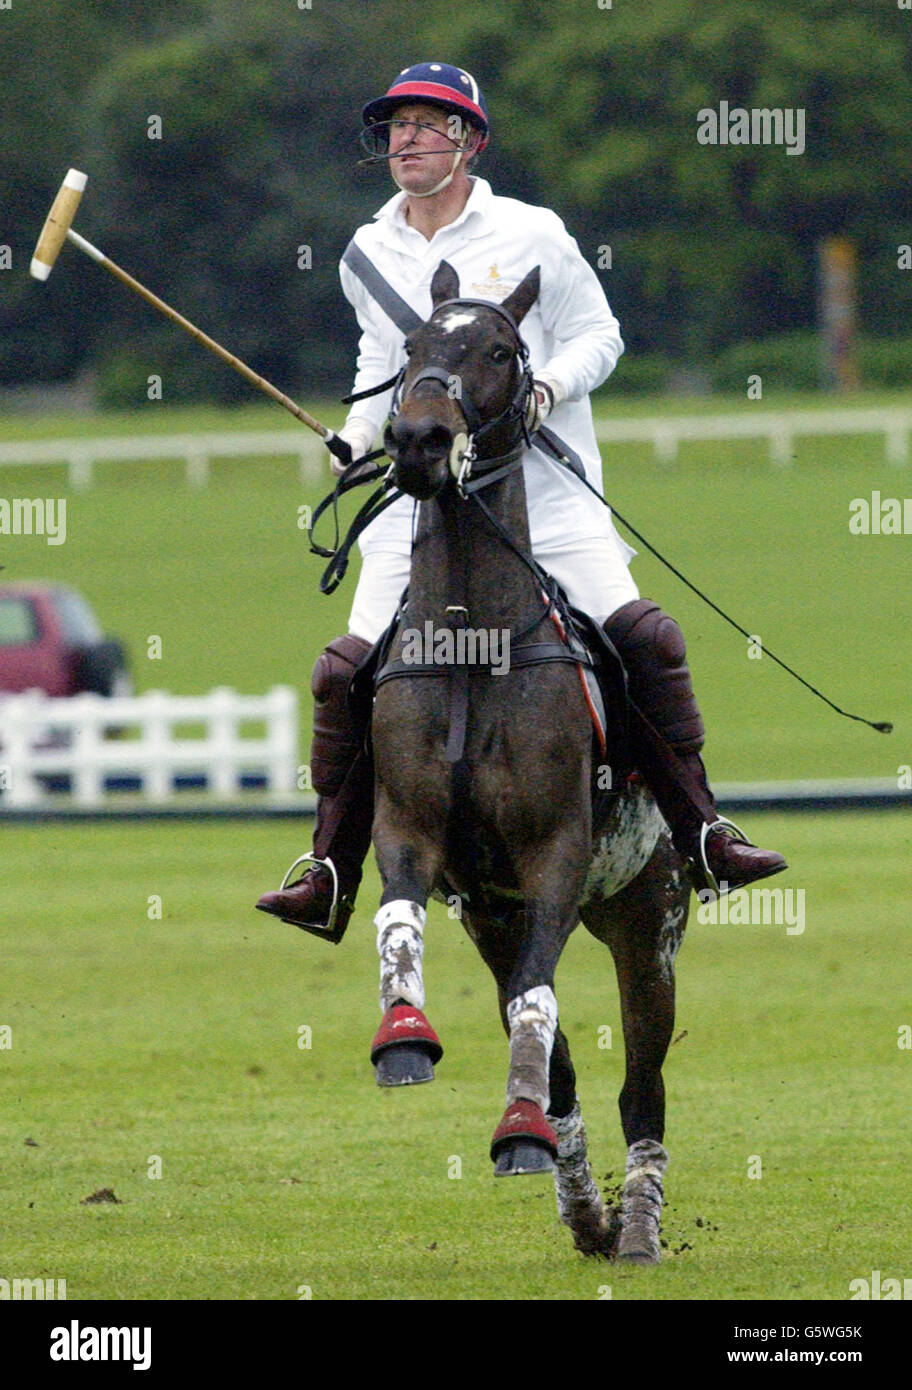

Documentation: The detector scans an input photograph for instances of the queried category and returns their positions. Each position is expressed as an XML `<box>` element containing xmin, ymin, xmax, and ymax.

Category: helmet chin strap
<box><xmin>393</xmin><ymin>146</ymin><xmax>464</xmax><ymax>198</ymax></box>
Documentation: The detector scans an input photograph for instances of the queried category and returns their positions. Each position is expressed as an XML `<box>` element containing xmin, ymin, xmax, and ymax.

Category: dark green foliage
<box><xmin>2</xmin><ymin>1</ymin><xmax>911</xmax><ymax>397</ymax></box>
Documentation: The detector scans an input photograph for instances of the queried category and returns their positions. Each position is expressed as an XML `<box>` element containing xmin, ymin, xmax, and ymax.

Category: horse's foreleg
<box><xmin>491</xmin><ymin>862</ymin><xmax>588</xmax><ymax>1175</ymax></box>
<box><xmin>464</xmin><ymin>905</ymin><xmax>577</xmax><ymax>1178</ymax></box>
<box><xmin>370</xmin><ymin>812</ymin><xmax>444</xmax><ymax>1086</ymax></box>
<box><xmin>375</xmin><ymin>897</ymin><xmax>428</xmax><ymax>1013</ymax></box>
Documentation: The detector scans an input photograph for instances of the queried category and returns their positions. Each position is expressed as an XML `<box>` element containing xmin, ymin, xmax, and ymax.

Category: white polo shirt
<box><xmin>339</xmin><ymin>176</ymin><xmax>634</xmax><ymax>561</ymax></box>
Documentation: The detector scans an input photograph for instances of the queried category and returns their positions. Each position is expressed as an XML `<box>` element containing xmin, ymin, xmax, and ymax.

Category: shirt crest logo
<box><xmin>470</xmin><ymin>263</ymin><xmax>516</xmax><ymax>300</ymax></box>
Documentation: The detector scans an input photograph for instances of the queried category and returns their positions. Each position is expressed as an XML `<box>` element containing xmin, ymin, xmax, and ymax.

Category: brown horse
<box><xmin>366</xmin><ymin>260</ymin><xmax>689</xmax><ymax>1260</ymax></box>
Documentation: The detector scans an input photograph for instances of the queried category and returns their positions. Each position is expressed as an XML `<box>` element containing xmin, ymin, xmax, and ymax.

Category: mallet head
<box><xmin>30</xmin><ymin>169</ymin><xmax>87</xmax><ymax>281</ymax></box>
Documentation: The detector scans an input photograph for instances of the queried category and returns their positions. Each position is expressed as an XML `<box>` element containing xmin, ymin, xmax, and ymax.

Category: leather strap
<box><xmin>443</xmin><ymin>500</ymin><xmax>470</xmax><ymax>763</ymax></box>
<box><xmin>375</xmin><ymin>641</ymin><xmax>587</xmax><ymax>686</ymax></box>
<box><xmin>342</xmin><ymin>238</ymin><xmax>423</xmax><ymax>336</ymax></box>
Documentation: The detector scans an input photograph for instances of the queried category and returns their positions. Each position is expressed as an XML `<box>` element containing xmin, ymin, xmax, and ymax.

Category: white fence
<box><xmin>0</xmin><ymin>686</ymin><xmax>299</xmax><ymax>808</ymax></box>
<box><xmin>0</xmin><ymin>431</ymin><xmax>325</xmax><ymax>488</ymax></box>
<box><xmin>0</xmin><ymin>406</ymin><xmax>909</xmax><ymax>487</ymax></box>
<box><xmin>594</xmin><ymin>406</ymin><xmax>912</xmax><ymax>464</ymax></box>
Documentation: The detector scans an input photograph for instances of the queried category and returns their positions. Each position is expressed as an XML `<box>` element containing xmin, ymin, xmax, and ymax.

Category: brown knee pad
<box><xmin>603</xmin><ymin>599</ymin><xmax>705</xmax><ymax>753</ymax></box>
<box><xmin>309</xmin><ymin>634</ymin><xmax>373</xmax><ymax>795</ymax></box>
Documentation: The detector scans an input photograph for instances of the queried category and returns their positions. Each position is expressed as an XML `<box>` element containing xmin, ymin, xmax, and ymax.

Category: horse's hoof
<box><xmin>490</xmin><ymin>1099</ymin><xmax>558</xmax><ymax>1175</ymax></box>
<box><xmin>492</xmin><ymin>1137</ymin><xmax>555</xmax><ymax>1176</ymax></box>
<box><xmin>616</xmin><ymin>1248</ymin><xmax>661</xmax><ymax>1266</ymax></box>
<box><xmin>370</xmin><ymin>1004</ymin><xmax>442</xmax><ymax>1087</ymax></box>
<box><xmin>568</xmin><ymin>1205</ymin><xmax>622</xmax><ymax>1259</ymax></box>
<box><xmin>373</xmin><ymin>1041</ymin><xmax>436</xmax><ymax>1087</ymax></box>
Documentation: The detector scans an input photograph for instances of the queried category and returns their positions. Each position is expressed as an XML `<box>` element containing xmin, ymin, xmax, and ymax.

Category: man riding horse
<box><xmin>257</xmin><ymin>61</ymin><xmax>786</xmax><ymax>937</ymax></box>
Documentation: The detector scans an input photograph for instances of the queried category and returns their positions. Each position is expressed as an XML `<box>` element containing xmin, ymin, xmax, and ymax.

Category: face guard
<box><xmin>357</xmin><ymin>113</ymin><xmax>482</xmax><ymax>197</ymax></box>
<box><xmin>357</xmin><ymin>115</ymin><xmax>475</xmax><ymax>164</ymax></box>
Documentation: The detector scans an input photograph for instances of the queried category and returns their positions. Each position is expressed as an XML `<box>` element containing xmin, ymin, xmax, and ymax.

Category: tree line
<box><xmin>1</xmin><ymin>0</ymin><xmax>909</xmax><ymax>403</ymax></box>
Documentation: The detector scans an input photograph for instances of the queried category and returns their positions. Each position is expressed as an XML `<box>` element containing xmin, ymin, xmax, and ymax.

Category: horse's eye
<box><xmin>403</xmin><ymin>340</ymin><xmax>413</xmax><ymax>356</ymax></box>
<box><xmin>490</xmin><ymin>345</ymin><xmax>511</xmax><ymax>364</ymax></box>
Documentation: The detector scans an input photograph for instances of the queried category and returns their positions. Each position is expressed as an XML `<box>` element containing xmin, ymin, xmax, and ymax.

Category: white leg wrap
<box><xmin>375</xmin><ymin>900</ymin><xmax>427</xmax><ymax>1012</ymax></box>
<box><xmin>505</xmin><ymin>985</ymin><xmax>558</xmax><ymax>1112</ymax></box>
<box><xmin>548</xmin><ymin>1101</ymin><xmax>603</xmax><ymax>1226</ymax></box>
<box><xmin>617</xmin><ymin>1137</ymin><xmax>669</xmax><ymax>1263</ymax></box>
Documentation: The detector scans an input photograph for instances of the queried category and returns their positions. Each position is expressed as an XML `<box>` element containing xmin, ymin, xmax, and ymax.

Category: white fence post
<box><xmin>209</xmin><ymin>686</ymin><xmax>237</xmax><ymax>798</ymax></box>
<box><xmin>0</xmin><ymin>687</ymin><xmax>299</xmax><ymax>808</ymax></box>
<box><xmin>4</xmin><ymin>690</ymin><xmax>42</xmax><ymax>808</ymax></box>
<box><xmin>886</xmin><ymin>424</ymin><xmax>909</xmax><ymax>466</ymax></box>
<box><xmin>185</xmin><ymin>450</ymin><xmax>210</xmax><ymax>487</ymax></box>
<box><xmin>71</xmin><ymin>692</ymin><xmax>104</xmax><ymax>807</ymax></box>
<box><xmin>68</xmin><ymin>447</ymin><xmax>94</xmax><ymax>489</ymax></box>
<box><xmin>769</xmin><ymin>426</ymin><xmax>793</xmax><ymax>466</ymax></box>
<box><xmin>143</xmin><ymin>690</ymin><xmax>172</xmax><ymax>802</ymax></box>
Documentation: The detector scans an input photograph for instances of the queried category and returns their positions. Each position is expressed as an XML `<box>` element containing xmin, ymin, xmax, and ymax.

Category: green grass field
<box><xmin>2</xmin><ymin>812</ymin><xmax>909</xmax><ymax>1301</ymax></box>
<box><xmin>1</xmin><ymin>394</ymin><xmax>909</xmax><ymax>1300</ymax></box>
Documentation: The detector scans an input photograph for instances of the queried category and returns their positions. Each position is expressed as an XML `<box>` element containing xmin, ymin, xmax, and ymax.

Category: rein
<box><xmin>307</xmin><ymin>300</ymin><xmax>891</xmax><ymax>736</ymax></box>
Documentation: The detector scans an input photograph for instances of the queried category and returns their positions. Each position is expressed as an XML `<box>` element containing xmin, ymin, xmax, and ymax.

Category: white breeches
<box><xmin>348</xmin><ymin>537</ymin><xmax>640</xmax><ymax>644</ymax></box>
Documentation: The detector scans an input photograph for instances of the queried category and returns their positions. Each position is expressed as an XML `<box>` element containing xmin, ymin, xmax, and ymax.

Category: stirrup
<box><xmin>691</xmin><ymin>816</ymin><xmax>752</xmax><ymax>900</ymax></box>
<box><xmin>277</xmin><ymin>852</ymin><xmax>347</xmax><ymax>944</ymax></box>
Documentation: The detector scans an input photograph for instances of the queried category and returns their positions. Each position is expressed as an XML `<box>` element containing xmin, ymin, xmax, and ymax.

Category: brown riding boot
<box><xmin>603</xmin><ymin>600</ymin><xmax>787</xmax><ymax>897</ymax></box>
<box><xmin>256</xmin><ymin>634</ymin><xmax>374</xmax><ymax>941</ymax></box>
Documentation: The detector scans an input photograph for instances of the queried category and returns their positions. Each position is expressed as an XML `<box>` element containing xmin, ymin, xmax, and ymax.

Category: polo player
<box><xmin>257</xmin><ymin>62</ymin><xmax>786</xmax><ymax>937</ymax></box>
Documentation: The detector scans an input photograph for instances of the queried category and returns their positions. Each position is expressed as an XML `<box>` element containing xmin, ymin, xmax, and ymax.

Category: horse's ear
<box><xmin>430</xmin><ymin>260</ymin><xmax>460</xmax><ymax>307</ymax></box>
<box><xmin>501</xmin><ymin>266</ymin><xmax>540</xmax><ymax>326</ymax></box>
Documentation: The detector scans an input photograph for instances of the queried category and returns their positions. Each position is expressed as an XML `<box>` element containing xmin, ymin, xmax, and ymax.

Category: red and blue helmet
<box><xmin>361</xmin><ymin>63</ymin><xmax>489</xmax><ymax>151</ymax></box>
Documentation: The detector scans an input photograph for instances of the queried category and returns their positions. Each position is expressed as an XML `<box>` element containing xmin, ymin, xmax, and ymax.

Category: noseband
<box><xmin>389</xmin><ymin>297</ymin><xmax>535</xmax><ymax>489</ymax></box>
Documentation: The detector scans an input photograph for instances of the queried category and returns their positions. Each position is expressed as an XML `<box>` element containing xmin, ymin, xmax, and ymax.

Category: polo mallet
<box><xmin>30</xmin><ymin>168</ymin><xmax>351</xmax><ymax>461</ymax></box>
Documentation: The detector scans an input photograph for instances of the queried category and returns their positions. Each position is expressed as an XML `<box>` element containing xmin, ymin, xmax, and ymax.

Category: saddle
<box><xmin>349</xmin><ymin>577</ymin><xmax>634</xmax><ymax>821</ymax></box>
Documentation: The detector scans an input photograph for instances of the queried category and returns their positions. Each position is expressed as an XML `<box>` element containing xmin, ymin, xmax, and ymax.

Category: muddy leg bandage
<box><xmin>375</xmin><ymin>900</ymin><xmax>427</xmax><ymax>1012</ymax></box>
<box><xmin>548</xmin><ymin>1100</ymin><xmax>603</xmax><ymax>1227</ymax></box>
<box><xmin>505</xmin><ymin>985</ymin><xmax>558</xmax><ymax>1114</ymax></box>
<box><xmin>617</xmin><ymin>1137</ymin><xmax>669</xmax><ymax>1263</ymax></box>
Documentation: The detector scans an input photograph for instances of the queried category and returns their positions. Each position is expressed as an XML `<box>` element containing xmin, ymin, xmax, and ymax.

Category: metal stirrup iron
<box><xmin>696</xmin><ymin>816</ymin><xmax>752</xmax><ymax>898</ymax></box>
<box><xmin>277</xmin><ymin>852</ymin><xmax>342</xmax><ymax>940</ymax></box>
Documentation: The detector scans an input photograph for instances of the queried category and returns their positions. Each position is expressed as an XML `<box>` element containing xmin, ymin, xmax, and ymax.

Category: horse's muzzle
<box><xmin>384</xmin><ymin>415</ymin><xmax>453</xmax><ymax>499</ymax></box>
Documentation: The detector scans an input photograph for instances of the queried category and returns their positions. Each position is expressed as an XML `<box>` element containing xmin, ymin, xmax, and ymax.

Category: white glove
<box><xmin>525</xmin><ymin>372</ymin><xmax>566</xmax><ymax>433</ymax></box>
<box><xmin>328</xmin><ymin>416</ymin><xmax>377</xmax><ymax>478</ymax></box>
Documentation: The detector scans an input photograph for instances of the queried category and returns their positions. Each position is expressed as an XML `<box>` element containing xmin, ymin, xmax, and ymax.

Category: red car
<box><xmin>0</xmin><ymin>583</ymin><xmax>131</xmax><ymax>699</ymax></box>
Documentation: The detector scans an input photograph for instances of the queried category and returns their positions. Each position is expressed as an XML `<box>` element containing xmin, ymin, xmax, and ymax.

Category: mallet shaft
<box><xmin>64</xmin><ymin>229</ymin><xmax>334</xmax><ymax>441</ymax></box>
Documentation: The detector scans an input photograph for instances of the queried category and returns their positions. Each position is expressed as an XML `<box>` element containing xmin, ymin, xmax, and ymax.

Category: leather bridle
<box><xmin>388</xmin><ymin>296</ymin><xmax>535</xmax><ymax>490</ymax></box>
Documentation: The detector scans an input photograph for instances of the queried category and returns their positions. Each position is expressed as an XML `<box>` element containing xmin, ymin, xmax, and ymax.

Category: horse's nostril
<box><xmin>386</xmin><ymin>416</ymin><xmax>416</xmax><ymax>455</ymax></box>
<box><xmin>389</xmin><ymin>415</ymin><xmax>453</xmax><ymax>457</ymax></box>
<box><xmin>421</xmin><ymin>423</ymin><xmax>454</xmax><ymax>455</ymax></box>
